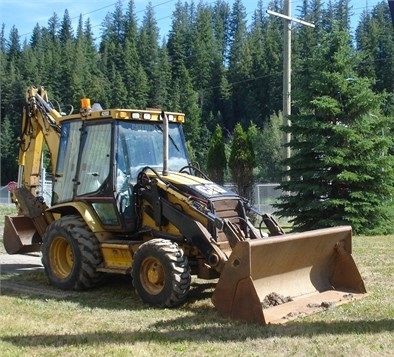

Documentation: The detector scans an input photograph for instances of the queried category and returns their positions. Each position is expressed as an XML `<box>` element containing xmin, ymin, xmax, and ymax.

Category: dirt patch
<box><xmin>0</xmin><ymin>279</ymin><xmax>78</xmax><ymax>299</ymax></box>
<box><xmin>0</xmin><ymin>250</ymin><xmax>78</xmax><ymax>299</ymax></box>
<box><xmin>261</xmin><ymin>292</ymin><xmax>293</xmax><ymax>308</ymax></box>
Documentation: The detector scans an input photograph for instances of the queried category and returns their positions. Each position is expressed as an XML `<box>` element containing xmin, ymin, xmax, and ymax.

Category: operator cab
<box><xmin>51</xmin><ymin>109</ymin><xmax>189</xmax><ymax>232</ymax></box>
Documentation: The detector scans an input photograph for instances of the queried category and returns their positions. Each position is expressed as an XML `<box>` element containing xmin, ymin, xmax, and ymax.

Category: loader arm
<box><xmin>139</xmin><ymin>178</ymin><xmax>229</xmax><ymax>271</ymax></box>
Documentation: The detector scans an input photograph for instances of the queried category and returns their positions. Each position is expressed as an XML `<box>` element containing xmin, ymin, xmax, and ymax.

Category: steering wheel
<box><xmin>178</xmin><ymin>165</ymin><xmax>210</xmax><ymax>180</ymax></box>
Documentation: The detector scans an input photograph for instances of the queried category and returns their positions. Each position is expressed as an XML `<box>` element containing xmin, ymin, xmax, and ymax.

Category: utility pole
<box><xmin>267</xmin><ymin>1</ymin><xmax>314</xmax><ymax>180</ymax></box>
<box><xmin>389</xmin><ymin>0</ymin><xmax>394</xmax><ymax>25</ymax></box>
<box><xmin>283</xmin><ymin>0</ymin><xmax>291</xmax><ymax>177</ymax></box>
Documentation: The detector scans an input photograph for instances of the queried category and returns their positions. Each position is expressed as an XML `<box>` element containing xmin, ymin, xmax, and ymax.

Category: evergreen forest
<box><xmin>1</xmin><ymin>0</ymin><xmax>394</xmax><ymax>234</ymax></box>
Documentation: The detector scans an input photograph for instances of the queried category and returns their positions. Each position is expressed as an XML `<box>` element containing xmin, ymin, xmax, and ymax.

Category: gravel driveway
<box><xmin>0</xmin><ymin>221</ymin><xmax>43</xmax><ymax>274</ymax></box>
<box><xmin>0</xmin><ymin>252</ymin><xmax>43</xmax><ymax>273</ymax></box>
<box><xmin>0</xmin><ymin>224</ymin><xmax>53</xmax><ymax>296</ymax></box>
<box><xmin>0</xmin><ymin>249</ymin><xmax>78</xmax><ymax>298</ymax></box>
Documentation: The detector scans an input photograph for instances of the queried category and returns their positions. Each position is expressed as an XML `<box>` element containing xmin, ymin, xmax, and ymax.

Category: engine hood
<box><xmin>153</xmin><ymin>171</ymin><xmax>238</xmax><ymax>200</ymax></box>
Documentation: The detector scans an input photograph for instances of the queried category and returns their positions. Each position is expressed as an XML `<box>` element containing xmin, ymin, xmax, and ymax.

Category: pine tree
<box><xmin>108</xmin><ymin>63</ymin><xmax>128</xmax><ymax>107</ymax></box>
<box><xmin>58</xmin><ymin>9</ymin><xmax>74</xmax><ymax>45</ymax></box>
<box><xmin>356</xmin><ymin>2</ymin><xmax>394</xmax><ymax>113</ymax></box>
<box><xmin>138</xmin><ymin>2</ymin><xmax>161</xmax><ymax>107</ymax></box>
<box><xmin>19</xmin><ymin>44</ymin><xmax>39</xmax><ymax>86</ymax></box>
<box><xmin>53</xmin><ymin>10</ymin><xmax>76</xmax><ymax>102</ymax></box>
<box><xmin>248</xmin><ymin>114</ymin><xmax>282</xmax><ymax>183</ymax></box>
<box><xmin>124</xmin><ymin>0</ymin><xmax>138</xmax><ymax>43</ymax></box>
<box><xmin>6</xmin><ymin>26</ymin><xmax>21</xmax><ymax>63</ymax></box>
<box><xmin>167</xmin><ymin>1</ymin><xmax>192</xmax><ymax>80</ymax></box>
<box><xmin>176</xmin><ymin>63</ymin><xmax>202</xmax><ymax>163</ymax></box>
<box><xmin>189</xmin><ymin>3</ymin><xmax>217</xmax><ymax>127</ymax></box>
<box><xmin>211</xmin><ymin>1</ymin><xmax>231</xmax><ymax>130</ymax></box>
<box><xmin>293</xmin><ymin>0</ymin><xmax>324</xmax><ymax>108</ymax></box>
<box><xmin>207</xmin><ymin>125</ymin><xmax>227</xmax><ymax>184</ymax></box>
<box><xmin>227</xmin><ymin>0</ymin><xmax>251</xmax><ymax>129</ymax></box>
<box><xmin>0</xmin><ymin>24</ymin><xmax>7</xmax><ymax>124</ymax></box>
<box><xmin>212</xmin><ymin>0</ymin><xmax>230</xmax><ymax>60</ymax></box>
<box><xmin>155</xmin><ymin>41</ymin><xmax>172</xmax><ymax>108</ymax></box>
<box><xmin>229</xmin><ymin>123</ymin><xmax>255</xmax><ymax>200</ymax></box>
<box><xmin>122</xmin><ymin>37</ymin><xmax>149</xmax><ymax>107</ymax></box>
<box><xmin>40</xmin><ymin>13</ymin><xmax>62</xmax><ymax>96</ymax></box>
<box><xmin>100</xmin><ymin>1</ymin><xmax>127</xmax><ymax>73</ymax></box>
<box><xmin>276</xmin><ymin>26</ymin><xmax>394</xmax><ymax>234</ymax></box>
<box><xmin>70</xmin><ymin>15</ymin><xmax>89</xmax><ymax>104</ymax></box>
<box><xmin>0</xmin><ymin>117</ymin><xmax>18</xmax><ymax>184</ymax></box>
<box><xmin>101</xmin><ymin>0</ymin><xmax>126</xmax><ymax>45</ymax></box>
<box><xmin>333</xmin><ymin>0</ymin><xmax>351</xmax><ymax>32</ymax></box>
<box><xmin>248</xmin><ymin>1</ymin><xmax>266</xmax><ymax>116</ymax></box>
<box><xmin>30</xmin><ymin>24</ymin><xmax>42</xmax><ymax>49</ymax></box>
<box><xmin>2</xmin><ymin>28</ymin><xmax>25</xmax><ymax>138</ymax></box>
<box><xmin>355</xmin><ymin>8</ymin><xmax>378</xmax><ymax>89</ymax></box>
<box><xmin>258</xmin><ymin>0</ymin><xmax>283</xmax><ymax>118</ymax></box>
<box><xmin>83</xmin><ymin>18</ymin><xmax>107</xmax><ymax>104</ymax></box>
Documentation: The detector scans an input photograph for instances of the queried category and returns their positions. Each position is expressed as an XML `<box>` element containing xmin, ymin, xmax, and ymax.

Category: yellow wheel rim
<box><xmin>49</xmin><ymin>236</ymin><xmax>74</xmax><ymax>279</ymax></box>
<box><xmin>140</xmin><ymin>257</ymin><xmax>165</xmax><ymax>295</ymax></box>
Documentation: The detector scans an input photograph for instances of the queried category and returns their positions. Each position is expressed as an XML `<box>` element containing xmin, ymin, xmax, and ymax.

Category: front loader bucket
<box><xmin>212</xmin><ymin>226</ymin><xmax>367</xmax><ymax>324</ymax></box>
<box><xmin>3</xmin><ymin>215</ymin><xmax>42</xmax><ymax>254</ymax></box>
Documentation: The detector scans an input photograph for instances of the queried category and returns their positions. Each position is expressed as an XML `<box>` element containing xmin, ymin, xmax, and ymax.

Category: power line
<box><xmin>15</xmin><ymin>0</ymin><xmax>180</xmax><ymax>39</ymax></box>
<box><xmin>10</xmin><ymin>0</ymin><xmax>384</xmax><ymax>40</ymax></box>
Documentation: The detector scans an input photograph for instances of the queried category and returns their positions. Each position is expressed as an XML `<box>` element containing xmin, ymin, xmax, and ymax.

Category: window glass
<box><xmin>77</xmin><ymin>123</ymin><xmax>111</xmax><ymax>195</ymax></box>
<box><xmin>53</xmin><ymin>121</ymin><xmax>81</xmax><ymax>204</ymax></box>
<box><xmin>92</xmin><ymin>202</ymin><xmax>119</xmax><ymax>225</ymax></box>
<box><xmin>116</xmin><ymin>122</ymin><xmax>189</xmax><ymax>183</ymax></box>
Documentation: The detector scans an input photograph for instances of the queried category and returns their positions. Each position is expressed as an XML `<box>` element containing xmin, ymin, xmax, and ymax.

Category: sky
<box><xmin>0</xmin><ymin>0</ymin><xmax>386</xmax><ymax>44</ymax></box>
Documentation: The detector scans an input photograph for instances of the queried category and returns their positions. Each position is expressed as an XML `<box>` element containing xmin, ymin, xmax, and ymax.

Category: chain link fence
<box><xmin>224</xmin><ymin>183</ymin><xmax>283</xmax><ymax>215</ymax></box>
<box><xmin>0</xmin><ymin>182</ymin><xmax>52</xmax><ymax>205</ymax></box>
<box><xmin>0</xmin><ymin>185</ymin><xmax>12</xmax><ymax>205</ymax></box>
<box><xmin>1</xmin><ymin>182</ymin><xmax>285</xmax><ymax>216</ymax></box>
<box><xmin>252</xmin><ymin>183</ymin><xmax>282</xmax><ymax>215</ymax></box>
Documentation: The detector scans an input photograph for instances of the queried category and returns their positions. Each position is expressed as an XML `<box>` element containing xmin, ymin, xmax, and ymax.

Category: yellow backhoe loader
<box><xmin>3</xmin><ymin>86</ymin><xmax>367</xmax><ymax>324</ymax></box>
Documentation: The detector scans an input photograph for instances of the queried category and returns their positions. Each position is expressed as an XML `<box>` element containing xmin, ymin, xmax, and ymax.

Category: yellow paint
<box><xmin>101</xmin><ymin>243</ymin><xmax>133</xmax><ymax>269</ymax></box>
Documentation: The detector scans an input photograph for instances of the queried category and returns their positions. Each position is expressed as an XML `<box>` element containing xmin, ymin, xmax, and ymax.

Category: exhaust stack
<box><xmin>161</xmin><ymin>111</ymin><xmax>169</xmax><ymax>176</ymax></box>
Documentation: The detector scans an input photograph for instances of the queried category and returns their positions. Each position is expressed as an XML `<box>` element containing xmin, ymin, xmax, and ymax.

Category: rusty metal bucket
<box><xmin>3</xmin><ymin>215</ymin><xmax>42</xmax><ymax>254</ymax></box>
<box><xmin>212</xmin><ymin>226</ymin><xmax>367</xmax><ymax>324</ymax></box>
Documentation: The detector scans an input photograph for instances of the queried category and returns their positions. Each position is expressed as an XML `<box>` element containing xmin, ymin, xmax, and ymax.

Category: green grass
<box><xmin>0</xmin><ymin>204</ymin><xmax>16</xmax><ymax>222</ymax></box>
<box><xmin>0</xmin><ymin>204</ymin><xmax>16</xmax><ymax>254</ymax></box>
<box><xmin>0</xmin><ymin>205</ymin><xmax>393</xmax><ymax>356</ymax></box>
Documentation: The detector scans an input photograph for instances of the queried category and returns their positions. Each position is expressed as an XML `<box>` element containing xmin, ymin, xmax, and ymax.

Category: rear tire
<box><xmin>41</xmin><ymin>215</ymin><xmax>104</xmax><ymax>290</ymax></box>
<box><xmin>131</xmin><ymin>239</ymin><xmax>191</xmax><ymax>307</ymax></box>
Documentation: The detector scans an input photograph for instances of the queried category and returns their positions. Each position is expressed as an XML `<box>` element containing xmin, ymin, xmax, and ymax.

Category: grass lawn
<box><xmin>0</xmin><ymin>205</ymin><xmax>393</xmax><ymax>356</ymax></box>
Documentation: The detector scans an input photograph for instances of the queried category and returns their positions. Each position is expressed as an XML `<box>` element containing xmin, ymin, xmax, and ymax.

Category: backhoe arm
<box><xmin>18</xmin><ymin>86</ymin><xmax>62</xmax><ymax>195</ymax></box>
<box><xmin>4</xmin><ymin>86</ymin><xmax>63</xmax><ymax>254</ymax></box>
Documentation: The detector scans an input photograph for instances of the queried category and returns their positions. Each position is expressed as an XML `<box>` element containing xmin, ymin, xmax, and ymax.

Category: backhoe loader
<box><xmin>3</xmin><ymin>86</ymin><xmax>367</xmax><ymax>324</ymax></box>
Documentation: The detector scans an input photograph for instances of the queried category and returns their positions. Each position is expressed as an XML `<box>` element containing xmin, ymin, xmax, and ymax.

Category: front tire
<box><xmin>41</xmin><ymin>215</ymin><xmax>104</xmax><ymax>290</ymax></box>
<box><xmin>131</xmin><ymin>239</ymin><xmax>191</xmax><ymax>307</ymax></box>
